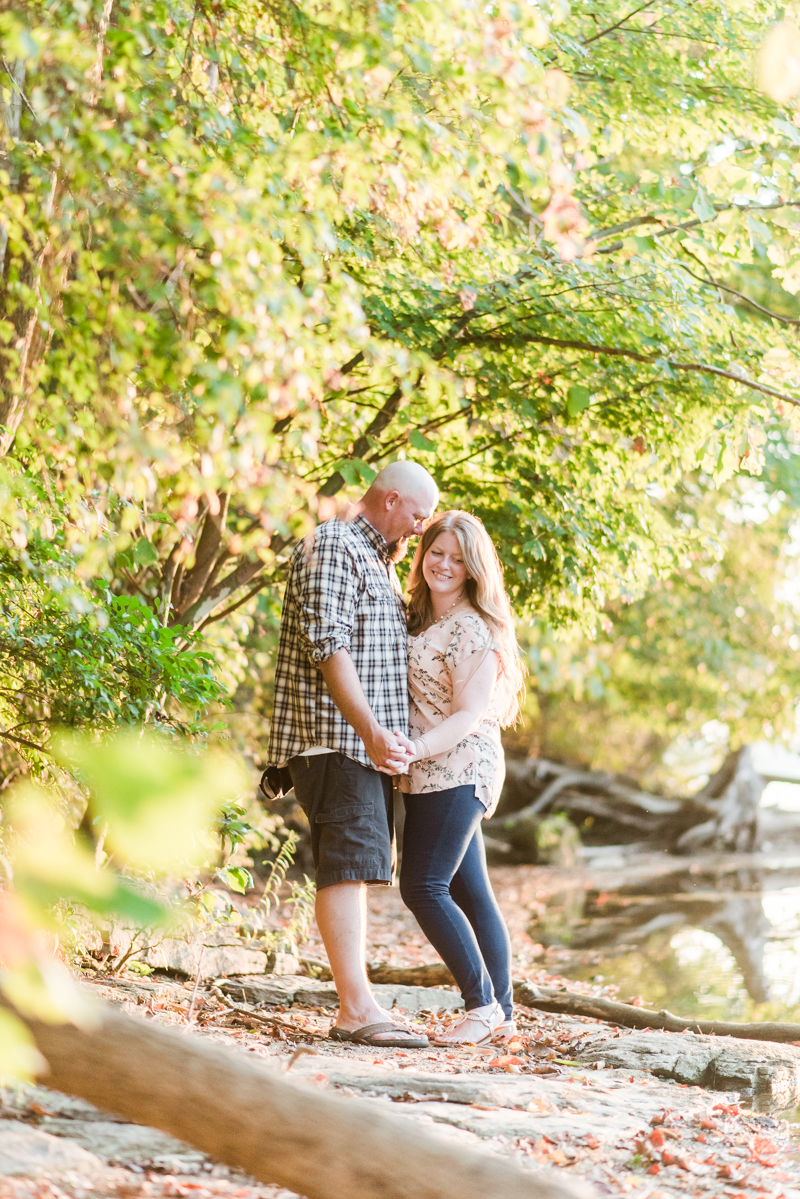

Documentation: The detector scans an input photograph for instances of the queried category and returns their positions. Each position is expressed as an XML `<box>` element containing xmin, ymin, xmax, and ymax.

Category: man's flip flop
<box><xmin>329</xmin><ymin>1021</ymin><xmax>429</xmax><ymax>1048</ymax></box>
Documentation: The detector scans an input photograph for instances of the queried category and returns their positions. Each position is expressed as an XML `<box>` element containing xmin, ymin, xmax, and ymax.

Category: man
<box><xmin>268</xmin><ymin>461</ymin><xmax>439</xmax><ymax>1046</ymax></box>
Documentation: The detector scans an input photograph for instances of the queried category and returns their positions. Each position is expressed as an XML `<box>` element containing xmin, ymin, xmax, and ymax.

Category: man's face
<box><xmin>384</xmin><ymin>489</ymin><xmax>437</xmax><ymax>562</ymax></box>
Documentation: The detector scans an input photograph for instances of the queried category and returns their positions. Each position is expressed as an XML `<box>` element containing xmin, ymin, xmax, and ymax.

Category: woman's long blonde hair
<box><xmin>407</xmin><ymin>510</ymin><xmax>526</xmax><ymax>726</ymax></box>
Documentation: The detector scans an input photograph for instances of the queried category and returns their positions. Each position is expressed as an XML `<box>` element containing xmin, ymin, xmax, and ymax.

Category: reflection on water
<box><xmin>529</xmin><ymin>866</ymin><xmax>800</xmax><ymax>1021</ymax></box>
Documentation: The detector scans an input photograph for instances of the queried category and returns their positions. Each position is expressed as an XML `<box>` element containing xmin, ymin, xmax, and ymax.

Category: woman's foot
<box><xmin>432</xmin><ymin>1001</ymin><xmax>502</xmax><ymax>1046</ymax></box>
<box><xmin>491</xmin><ymin>1016</ymin><xmax>517</xmax><ymax>1043</ymax></box>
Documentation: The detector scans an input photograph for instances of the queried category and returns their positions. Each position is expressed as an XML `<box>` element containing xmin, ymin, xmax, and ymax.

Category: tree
<box><xmin>3</xmin><ymin>0</ymin><xmax>800</xmax><ymax>764</ymax></box>
<box><xmin>510</xmin><ymin>432</ymin><xmax>800</xmax><ymax>782</ymax></box>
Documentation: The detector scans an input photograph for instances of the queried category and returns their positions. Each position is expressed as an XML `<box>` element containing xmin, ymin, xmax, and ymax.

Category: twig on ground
<box><xmin>215</xmin><ymin>1004</ymin><xmax>326</xmax><ymax>1042</ymax></box>
<box><xmin>186</xmin><ymin>946</ymin><xmax>206</xmax><ymax>1025</ymax></box>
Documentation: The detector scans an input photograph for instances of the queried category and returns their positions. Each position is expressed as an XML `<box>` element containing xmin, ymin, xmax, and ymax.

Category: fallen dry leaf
<box><xmin>748</xmin><ymin>1135</ymin><xmax>779</xmax><ymax>1164</ymax></box>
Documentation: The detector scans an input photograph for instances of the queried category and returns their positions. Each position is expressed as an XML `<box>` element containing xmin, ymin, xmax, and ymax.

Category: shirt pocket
<box><xmin>363</xmin><ymin>576</ymin><xmax>404</xmax><ymax>642</ymax></box>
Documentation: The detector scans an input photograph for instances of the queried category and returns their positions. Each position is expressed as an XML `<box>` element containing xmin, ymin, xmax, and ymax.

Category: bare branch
<box><xmin>583</xmin><ymin>1</ymin><xmax>660</xmax><ymax>45</ymax></box>
<box><xmin>463</xmin><ymin>331</ymin><xmax>800</xmax><ymax>406</ymax></box>
<box><xmin>0</xmin><ymin>729</ymin><xmax>50</xmax><ymax>754</ymax></box>
<box><xmin>590</xmin><ymin>199</ymin><xmax>800</xmax><ymax>251</ymax></box>
<box><xmin>675</xmin><ymin>261</ymin><xmax>800</xmax><ymax>326</ymax></box>
<box><xmin>172</xmin><ymin>556</ymin><xmax>266</xmax><ymax>628</ymax></box>
<box><xmin>194</xmin><ymin>577</ymin><xmax>268</xmax><ymax>633</ymax></box>
<box><xmin>317</xmin><ymin>385</ymin><xmax>404</xmax><ymax>497</ymax></box>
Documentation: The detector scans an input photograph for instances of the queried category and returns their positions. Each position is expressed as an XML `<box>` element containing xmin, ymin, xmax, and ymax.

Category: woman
<box><xmin>398</xmin><ymin>510</ymin><xmax>525</xmax><ymax>1046</ymax></box>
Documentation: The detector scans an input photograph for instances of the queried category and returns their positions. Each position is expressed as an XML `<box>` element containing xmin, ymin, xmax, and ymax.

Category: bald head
<box><xmin>366</xmin><ymin>461</ymin><xmax>438</xmax><ymax>506</ymax></box>
<box><xmin>360</xmin><ymin>461</ymin><xmax>438</xmax><ymax>562</ymax></box>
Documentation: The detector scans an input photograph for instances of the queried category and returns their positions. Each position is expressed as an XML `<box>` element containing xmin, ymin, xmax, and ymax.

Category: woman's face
<box><xmin>422</xmin><ymin>529</ymin><xmax>469</xmax><ymax>602</ymax></box>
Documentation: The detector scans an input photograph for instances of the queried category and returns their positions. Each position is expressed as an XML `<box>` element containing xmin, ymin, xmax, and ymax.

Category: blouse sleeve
<box><xmin>444</xmin><ymin>614</ymin><xmax>494</xmax><ymax>671</ymax></box>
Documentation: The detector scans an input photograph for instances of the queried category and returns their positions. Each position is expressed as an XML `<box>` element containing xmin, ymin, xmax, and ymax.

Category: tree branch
<box><xmin>0</xmin><ymin>729</ymin><xmax>50</xmax><ymax>754</ymax></box>
<box><xmin>463</xmin><ymin>331</ymin><xmax>800</xmax><ymax>406</ymax></box>
<box><xmin>317</xmin><ymin>384</ymin><xmax>405</xmax><ymax>497</ymax></box>
<box><xmin>173</xmin><ymin>489</ymin><xmax>231</xmax><ymax>616</ymax></box>
<box><xmin>194</xmin><ymin>576</ymin><xmax>268</xmax><ymax>633</ymax></box>
<box><xmin>675</xmin><ymin>261</ymin><xmax>800</xmax><ymax>326</ymax></box>
<box><xmin>591</xmin><ymin>199</ymin><xmax>800</xmax><ymax>251</ymax></box>
<box><xmin>582</xmin><ymin>0</ymin><xmax>659</xmax><ymax>45</ymax></box>
<box><xmin>171</xmin><ymin>556</ymin><xmax>266</xmax><ymax>628</ymax></box>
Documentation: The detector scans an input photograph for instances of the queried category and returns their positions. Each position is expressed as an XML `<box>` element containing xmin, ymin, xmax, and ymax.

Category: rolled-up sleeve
<box><xmin>289</xmin><ymin>526</ymin><xmax>357</xmax><ymax>664</ymax></box>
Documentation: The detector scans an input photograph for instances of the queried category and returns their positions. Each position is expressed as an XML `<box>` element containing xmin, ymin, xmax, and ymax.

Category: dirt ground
<box><xmin>2</xmin><ymin>868</ymin><xmax>800</xmax><ymax>1199</ymax></box>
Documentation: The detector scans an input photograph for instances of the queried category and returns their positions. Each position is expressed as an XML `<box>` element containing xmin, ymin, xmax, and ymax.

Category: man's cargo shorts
<box><xmin>287</xmin><ymin>752</ymin><xmax>395</xmax><ymax>889</ymax></box>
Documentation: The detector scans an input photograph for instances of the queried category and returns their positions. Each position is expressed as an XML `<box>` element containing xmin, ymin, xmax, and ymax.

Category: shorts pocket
<box><xmin>315</xmin><ymin>803</ymin><xmax>373</xmax><ymax>823</ymax></box>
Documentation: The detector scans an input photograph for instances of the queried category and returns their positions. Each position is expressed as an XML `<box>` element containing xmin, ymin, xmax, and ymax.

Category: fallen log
<box><xmin>491</xmin><ymin>746</ymin><xmax>785</xmax><ymax>857</ymax></box>
<box><xmin>368</xmin><ymin>960</ymin><xmax>455</xmax><ymax>987</ymax></box>
<box><xmin>20</xmin><ymin>999</ymin><xmax>587</xmax><ymax>1199</ymax></box>
<box><xmin>515</xmin><ymin>981</ymin><xmax>800</xmax><ymax>1044</ymax></box>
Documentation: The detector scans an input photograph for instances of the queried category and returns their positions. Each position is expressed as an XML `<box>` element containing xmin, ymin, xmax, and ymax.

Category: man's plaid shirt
<box><xmin>267</xmin><ymin>514</ymin><xmax>409</xmax><ymax>769</ymax></box>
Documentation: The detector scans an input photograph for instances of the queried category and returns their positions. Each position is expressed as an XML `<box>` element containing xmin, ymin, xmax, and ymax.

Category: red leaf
<box><xmin>649</xmin><ymin>1129</ymin><xmax>665</xmax><ymax>1148</ymax></box>
<box><xmin>488</xmin><ymin>1054</ymin><xmax>524</xmax><ymax>1067</ymax></box>
<box><xmin>647</xmin><ymin>1165</ymin><xmax>660</xmax><ymax>1175</ymax></box>
<box><xmin>749</xmin><ymin>1135</ymin><xmax>779</xmax><ymax>1163</ymax></box>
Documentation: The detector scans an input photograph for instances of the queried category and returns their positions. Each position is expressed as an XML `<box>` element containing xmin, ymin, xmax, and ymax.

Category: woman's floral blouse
<box><xmin>399</xmin><ymin>610</ymin><xmax>504</xmax><ymax>816</ymax></box>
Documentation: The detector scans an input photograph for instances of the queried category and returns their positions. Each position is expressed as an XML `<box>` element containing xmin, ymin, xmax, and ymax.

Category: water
<box><xmin>529</xmin><ymin>862</ymin><xmax>800</xmax><ymax>1022</ymax></box>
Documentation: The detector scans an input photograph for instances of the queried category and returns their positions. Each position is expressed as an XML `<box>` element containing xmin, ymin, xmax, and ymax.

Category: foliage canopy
<box><xmin>3</xmin><ymin>0</ymin><xmax>800</xmax><ymax>759</ymax></box>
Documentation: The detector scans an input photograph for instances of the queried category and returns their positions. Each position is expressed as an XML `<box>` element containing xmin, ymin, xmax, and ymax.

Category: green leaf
<box><xmin>774</xmin><ymin>118</ymin><xmax>800</xmax><ymax>146</ymax></box>
<box><xmin>523</xmin><ymin>538</ymin><xmax>546</xmax><ymax>559</ymax></box>
<box><xmin>216</xmin><ymin>865</ymin><xmax>253</xmax><ymax>894</ymax></box>
<box><xmin>53</xmin><ymin>730</ymin><xmax>249</xmax><ymax>873</ymax></box>
<box><xmin>337</xmin><ymin>461</ymin><xmax>359</xmax><ymax>486</ymax></box>
<box><xmin>566</xmin><ymin>385</ymin><xmax>591</xmax><ymax>417</ymax></box>
<box><xmin>692</xmin><ymin>189</ymin><xmax>716</xmax><ymax>223</ymax></box>
<box><xmin>0</xmin><ymin>1010</ymin><xmax>46</xmax><ymax>1084</ymax></box>
<box><xmin>409</xmin><ymin>429</ymin><xmax>436</xmax><ymax>451</ymax></box>
<box><xmin>350</xmin><ymin>459</ymin><xmax>377</xmax><ymax>483</ymax></box>
<box><xmin>133</xmin><ymin>538</ymin><xmax>159</xmax><ymax>567</ymax></box>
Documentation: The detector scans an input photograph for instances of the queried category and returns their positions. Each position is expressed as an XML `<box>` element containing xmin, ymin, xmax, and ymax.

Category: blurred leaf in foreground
<box><xmin>0</xmin><ymin>891</ymin><xmax>93</xmax><ymax>1041</ymax></box>
<box><xmin>54</xmin><ymin>730</ymin><xmax>249</xmax><ymax>873</ymax></box>
<box><xmin>0</xmin><ymin>730</ymin><xmax>250</xmax><ymax>1079</ymax></box>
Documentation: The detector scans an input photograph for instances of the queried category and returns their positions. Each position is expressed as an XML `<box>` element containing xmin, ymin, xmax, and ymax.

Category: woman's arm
<box><xmin>409</xmin><ymin>650</ymin><xmax>499</xmax><ymax>761</ymax></box>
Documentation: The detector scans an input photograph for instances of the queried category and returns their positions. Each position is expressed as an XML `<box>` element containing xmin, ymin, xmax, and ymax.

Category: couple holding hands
<box><xmin>267</xmin><ymin>461</ymin><xmax>524</xmax><ymax>1048</ymax></box>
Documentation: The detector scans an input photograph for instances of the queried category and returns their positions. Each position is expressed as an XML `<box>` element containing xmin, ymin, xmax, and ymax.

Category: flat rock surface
<box><xmin>103</xmin><ymin>924</ymin><xmax>271</xmax><ymax>980</ymax></box>
<box><xmin>578</xmin><ymin>1029</ymin><xmax>800</xmax><ymax>1107</ymax></box>
<box><xmin>0</xmin><ymin>1121</ymin><xmax>105</xmax><ymax>1178</ymax></box>
<box><xmin>219</xmin><ymin>975</ymin><xmax>463</xmax><ymax>1013</ymax></box>
<box><xmin>279</xmin><ymin>1051</ymin><xmax>740</xmax><ymax>1143</ymax></box>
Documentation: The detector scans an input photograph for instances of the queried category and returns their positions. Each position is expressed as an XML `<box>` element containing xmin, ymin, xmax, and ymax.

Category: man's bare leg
<box><xmin>315</xmin><ymin>880</ymin><xmax>403</xmax><ymax>1040</ymax></box>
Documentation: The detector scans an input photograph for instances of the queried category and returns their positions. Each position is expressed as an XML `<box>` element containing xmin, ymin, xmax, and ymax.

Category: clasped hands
<box><xmin>368</xmin><ymin>727</ymin><xmax>419</xmax><ymax>776</ymax></box>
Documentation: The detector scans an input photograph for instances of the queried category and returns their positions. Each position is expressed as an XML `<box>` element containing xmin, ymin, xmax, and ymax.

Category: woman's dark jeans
<box><xmin>399</xmin><ymin>784</ymin><xmax>513</xmax><ymax>1019</ymax></box>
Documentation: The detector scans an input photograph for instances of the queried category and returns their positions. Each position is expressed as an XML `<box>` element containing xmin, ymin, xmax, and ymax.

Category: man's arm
<box><xmin>320</xmin><ymin>650</ymin><xmax>409</xmax><ymax>774</ymax></box>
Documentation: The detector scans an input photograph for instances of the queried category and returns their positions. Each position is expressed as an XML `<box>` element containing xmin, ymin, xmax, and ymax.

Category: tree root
<box><xmin>515</xmin><ymin>981</ymin><xmax>800</xmax><ymax>1043</ymax></box>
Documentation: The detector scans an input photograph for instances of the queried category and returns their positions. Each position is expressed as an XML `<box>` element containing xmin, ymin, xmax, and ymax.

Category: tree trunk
<box><xmin>676</xmin><ymin>747</ymin><xmax>763</xmax><ymax>853</ymax></box>
<box><xmin>22</xmin><ymin>1001</ymin><xmax>586</xmax><ymax>1199</ymax></box>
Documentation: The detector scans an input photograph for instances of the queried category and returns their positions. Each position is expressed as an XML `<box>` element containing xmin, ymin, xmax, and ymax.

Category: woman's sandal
<box><xmin>431</xmin><ymin>1003</ymin><xmax>502</xmax><ymax>1047</ymax></box>
<box><xmin>329</xmin><ymin>1020</ymin><xmax>429</xmax><ymax>1048</ymax></box>
<box><xmin>491</xmin><ymin>1018</ymin><xmax>517</xmax><ymax>1043</ymax></box>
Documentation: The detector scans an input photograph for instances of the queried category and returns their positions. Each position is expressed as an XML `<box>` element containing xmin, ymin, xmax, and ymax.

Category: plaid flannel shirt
<box><xmin>267</xmin><ymin>514</ymin><xmax>409</xmax><ymax>769</ymax></box>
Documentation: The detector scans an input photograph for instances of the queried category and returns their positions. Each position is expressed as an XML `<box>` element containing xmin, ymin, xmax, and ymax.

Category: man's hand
<box><xmin>367</xmin><ymin>726</ymin><xmax>412</xmax><ymax>775</ymax></box>
<box><xmin>319</xmin><ymin>651</ymin><xmax>412</xmax><ymax>774</ymax></box>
